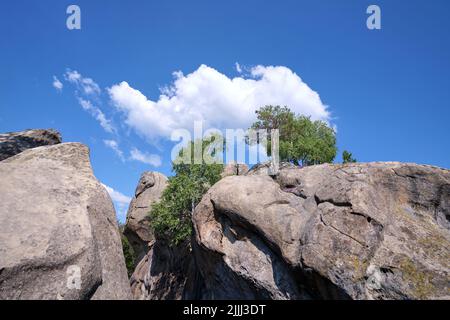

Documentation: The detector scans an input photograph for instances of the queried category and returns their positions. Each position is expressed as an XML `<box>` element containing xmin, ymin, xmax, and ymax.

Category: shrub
<box><xmin>342</xmin><ymin>150</ymin><xmax>357</xmax><ymax>163</ymax></box>
<box><xmin>149</xmin><ymin>136</ymin><xmax>223</xmax><ymax>246</ymax></box>
<box><xmin>117</xmin><ymin>221</ymin><xmax>136</xmax><ymax>276</ymax></box>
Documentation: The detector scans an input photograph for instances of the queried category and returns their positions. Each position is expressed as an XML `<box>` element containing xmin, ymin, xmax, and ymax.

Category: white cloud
<box><xmin>77</xmin><ymin>97</ymin><xmax>115</xmax><ymax>133</ymax></box>
<box><xmin>103</xmin><ymin>139</ymin><xmax>124</xmax><ymax>160</ymax></box>
<box><xmin>52</xmin><ymin>76</ymin><xmax>63</xmax><ymax>91</ymax></box>
<box><xmin>64</xmin><ymin>69</ymin><xmax>101</xmax><ymax>95</ymax></box>
<box><xmin>108</xmin><ymin>64</ymin><xmax>330</xmax><ymax>142</ymax></box>
<box><xmin>130</xmin><ymin>147</ymin><xmax>162</xmax><ymax>167</ymax></box>
<box><xmin>102</xmin><ymin>183</ymin><xmax>132</xmax><ymax>205</ymax></box>
<box><xmin>235</xmin><ymin>62</ymin><xmax>243</xmax><ymax>73</ymax></box>
<box><xmin>61</xmin><ymin>69</ymin><xmax>116</xmax><ymax>134</ymax></box>
<box><xmin>101</xmin><ymin>183</ymin><xmax>132</xmax><ymax>222</ymax></box>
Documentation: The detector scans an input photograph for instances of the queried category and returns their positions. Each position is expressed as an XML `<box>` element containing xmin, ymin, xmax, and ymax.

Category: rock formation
<box><xmin>193</xmin><ymin>162</ymin><xmax>450</xmax><ymax>299</ymax></box>
<box><xmin>125</xmin><ymin>171</ymin><xmax>205</xmax><ymax>300</ymax></box>
<box><xmin>0</xmin><ymin>129</ymin><xmax>61</xmax><ymax>161</ymax></box>
<box><xmin>247</xmin><ymin>161</ymin><xmax>296</xmax><ymax>176</ymax></box>
<box><xmin>0</xmin><ymin>142</ymin><xmax>131</xmax><ymax>300</ymax></box>
<box><xmin>130</xmin><ymin>240</ymin><xmax>203</xmax><ymax>300</ymax></box>
<box><xmin>221</xmin><ymin>162</ymin><xmax>249</xmax><ymax>178</ymax></box>
<box><xmin>124</xmin><ymin>172</ymin><xmax>168</xmax><ymax>264</ymax></box>
<box><xmin>6</xmin><ymin>127</ymin><xmax>446</xmax><ymax>300</ymax></box>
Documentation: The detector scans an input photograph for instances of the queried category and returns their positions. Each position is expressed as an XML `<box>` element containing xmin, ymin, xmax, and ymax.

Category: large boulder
<box><xmin>0</xmin><ymin>143</ymin><xmax>132</xmax><ymax>300</ymax></box>
<box><xmin>193</xmin><ymin>162</ymin><xmax>450</xmax><ymax>300</ymax></box>
<box><xmin>124</xmin><ymin>172</ymin><xmax>168</xmax><ymax>263</ymax></box>
<box><xmin>0</xmin><ymin>129</ymin><xmax>61</xmax><ymax>161</ymax></box>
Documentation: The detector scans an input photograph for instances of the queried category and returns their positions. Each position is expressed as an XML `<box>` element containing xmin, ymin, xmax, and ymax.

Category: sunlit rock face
<box><xmin>0</xmin><ymin>142</ymin><xmax>131</xmax><ymax>300</ymax></box>
<box><xmin>193</xmin><ymin>162</ymin><xmax>450</xmax><ymax>300</ymax></box>
<box><xmin>124</xmin><ymin>171</ymin><xmax>168</xmax><ymax>263</ymax></box>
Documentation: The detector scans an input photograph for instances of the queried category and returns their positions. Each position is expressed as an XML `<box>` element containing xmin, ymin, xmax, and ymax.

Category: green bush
<box><xmin>120</xmin><ymin>233</ymin><xmax>135</xmax><ymax>277</ymax></box>
<box><xmin>342</xmin><ymin>150</ymin><xmax>357</xmax><ymax>163</ymax></box>
<box><xmin>149</xmin><ymin>136</ymin><xmax>223</xmax><ymax>246</ymax></box>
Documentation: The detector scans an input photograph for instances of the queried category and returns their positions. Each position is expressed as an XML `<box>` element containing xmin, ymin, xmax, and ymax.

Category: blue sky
<box><xmin>1</xmin><ymin>0</ymin><xmax>449</xmax><ymax>222</ymax></box>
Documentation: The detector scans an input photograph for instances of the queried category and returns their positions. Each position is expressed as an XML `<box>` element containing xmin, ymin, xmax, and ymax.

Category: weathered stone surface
<box><xmin>193</xmin><ymin>162</ymin><xmax>450</xmax><ymax>300</ymax></box>
<box><xmin>124</xmin><ymin>172</ymin><xmax>168</xmax><ymax>263</ymax></box>
<box><xmin>126</xmin><ymin>171</ymin><xmax>203</xmax><ymax>300</ymax></box>
<box><xmin>247</xmin><ymin>161</ymin><xmax>297</xmax><ymax>176</ymax></box>
<box><xmin>130</xmin><ymin>240</ymin><xmax>203</xmax><ymax>300</ymax></box>
<box><xmin>221</xmin><ymin>163</ymin><xmax>249</xmax><ymax>178</ymax></box>
<box><xmin>0</xmin><ymin>129</ymin><xmax>61</xmax><ymax>161</ymax></box>
<box><xmin>0</xmin><ymin>143</ymin><xmax>131</xmax><ymax>300</ymax></box>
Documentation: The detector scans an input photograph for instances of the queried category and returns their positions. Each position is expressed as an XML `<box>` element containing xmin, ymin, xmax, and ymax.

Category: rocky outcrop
<box><xmin>193</xmin><ymin>162</ymin><xmax>450</xmax><ymax>300</ymax></box>
<box><xmin>126</xmin><ymin>171</ymin><xmax>204</xmax><ymax>300</ymax></box>
<box><xmin>124</xmin><ymin>172</ymin><xmax>168</xmax><ymax>263</ymax></box>
<box><xmin>0</xmin><ymin>143</ymin><xmax>131</xmax><ymax>300</ymax></box>
<box><xmin>247</xmin><ymin>161</ymin><xmax>296</xmax><ymax>176</ymax></box>
<box><xmin>221</xmin><ymin>163</ymin><xmax>249</xmax><ymax>178</ymax></box>
<box><xmin>130</xmin><ymin>240</ymin><xmax>203</xmax><ymax>300</ymax></box>
<box><xmin>0</xmin><ymin>129</ymin><xmax>61</xmax><ymax>161</ymax></box>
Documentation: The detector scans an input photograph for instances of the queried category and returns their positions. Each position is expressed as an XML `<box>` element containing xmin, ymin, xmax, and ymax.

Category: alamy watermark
<box><xmin>66</xmin><ymin>5</ymin><xmax>81</xmax><ymax>30</ymax></box>
<box><xmin>66</xmin><ymin>265</ymin><xmax>81</xmax><ymax>290</ymax></box>
<box><xmin>367</xmin><ymin>5</ymin><xmax>381</xmax><ymax>30</ymax></box>
<box><xmin>66</xmin><ymin>5</ymin><xmax>380</xmax><ymax>31</ymax></box>
<box><xmin>170</xmin><ymin>121</ymin><xmax>280</xmax><ymax>174</ymax></box>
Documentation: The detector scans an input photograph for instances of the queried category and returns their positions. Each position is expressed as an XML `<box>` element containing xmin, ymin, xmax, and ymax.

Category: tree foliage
<box><xmin>251</xmin><ymin>105</ymin><xmax>337</xmax><ymax>166</ymax></box>
<box><xmin>117</xmin><ymin>221</ymin><xmax>136</xmax><ymax>277</ymax></box>
<box><xmin>342</xmin><ymin>150</ymin><xmax>357</xmax><ymax>164</ymax></box>
<box><xmin>121</xmin><ymin>234</ymin><xmax>136</xmax><ymax>277</ymax></box>
<box><xmin>149</xmin><ymin>136</ymin><xmax>223</xmax><ymax>246</ymax></box>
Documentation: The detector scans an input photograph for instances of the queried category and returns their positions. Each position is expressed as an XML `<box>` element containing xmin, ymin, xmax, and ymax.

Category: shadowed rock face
<box><xmin>0</xmin><ymin>143</ymin><xmax>131</xmax><ymax>300</ymax></box>
<box><xmin>0</xmin><ymin>129</ymin><xmax>61</xmax><ymax>161</ymax></box>
<box><xmin>193</xmin><ymin>162</ymin><xmax>450</xmax><ymax>300</ymax></box>
<box><xmin>130</xmin><ymin>240</ymin><xmax>203</xmax><ymax>300</ymax></box>
<box><xmin>126</xmin><ymin>172</ymin><xmax>204</xmax><ymax>300</ymax></box>
<box><xmin>124</xmin><ymin>172</ymin><xmax>168</xmax><ymax>263</ymax></box>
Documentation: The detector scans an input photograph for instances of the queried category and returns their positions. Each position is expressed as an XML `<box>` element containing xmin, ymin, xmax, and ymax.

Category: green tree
<box><xmin>251</xmin><ymin>105</ymin><xmax>337</xmax><ymax>166</ymax></box>
<box><xmin>342</xmin><ymin>150</ymin><xmax>357</xmax><ymax>163</ymax></box>
<box><xmin>121</xmin><ymin>234</ymin><xmax>136</xmax><ymax>277</ymax></box>
<box><xmin>149</xmin><ymin>135</ymin><xmax>223</xmax><ymax>246</ymax></box>
<box><xmin>117</xmin><ymin>221</ymin><xmax>136</xmax><ymax>277</ymax></box>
